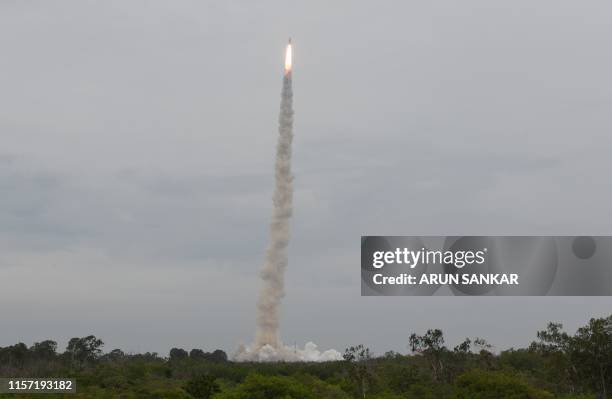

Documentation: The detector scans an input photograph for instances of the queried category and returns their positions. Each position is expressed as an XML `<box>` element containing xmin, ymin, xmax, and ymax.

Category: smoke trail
<box><xmin>234</xmin><ymin>42</ymin><xmax>342</xmax><ymax>362</ymax></box>
<box><xmin>255</xmin><ymin>70</ymin><xmax>294</xmax><ymax>350</ymax></box>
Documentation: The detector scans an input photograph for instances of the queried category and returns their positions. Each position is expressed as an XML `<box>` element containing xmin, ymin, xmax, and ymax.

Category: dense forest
<box><xmin>0</xmin><ymin>315</ymin><xmax>610</xmax><ymax>398</ymax></box>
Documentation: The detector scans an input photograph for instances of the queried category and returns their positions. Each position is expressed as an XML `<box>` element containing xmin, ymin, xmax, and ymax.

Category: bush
<box><xmin>213</xmin><ymin>373</ymin><xmax>316</xmax><ymax>399</ymax></box>
<box><xmin>184</xmin><ymin>375</ymin><xmax>220</xmax><ymax>399</ymax></box>
<box><xmin>454</xmin><ymin>370</ymin><xmax>554</xmax><ymax>399</ymax></box>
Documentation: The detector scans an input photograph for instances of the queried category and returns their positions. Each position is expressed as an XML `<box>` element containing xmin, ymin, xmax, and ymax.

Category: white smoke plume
<box><xmin>234</xmin><ymin>342</ymin><xmax>342</xmax><ymax>362</ymax></box>
<box><xmin>254</xmin><ymin>71</ymin><xmax>294</xmax><ymax>351</ymax></box>
<box><xmin>234</xmin><ymin>44</ymin><xmax>341</xmax><ymax>362</ymax></box>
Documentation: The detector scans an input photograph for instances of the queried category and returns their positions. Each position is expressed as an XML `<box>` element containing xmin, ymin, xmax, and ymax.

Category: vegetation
<box><xmin>0</xmin><ymin>315</ymin><xmax>609</xmax><ymax>398</ymax></box>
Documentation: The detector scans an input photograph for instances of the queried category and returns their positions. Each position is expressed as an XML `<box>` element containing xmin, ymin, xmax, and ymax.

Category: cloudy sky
<box><xmin>1</xmin><ymin>0</ymin><xmax>611</xmax><ymax>356</ymax></box>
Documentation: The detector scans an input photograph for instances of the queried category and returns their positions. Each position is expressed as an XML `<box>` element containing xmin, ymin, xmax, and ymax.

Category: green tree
<box><xmin>532</xmin><ymin>315</ymin><xmax>611</xmax><ymax>397</ymax></box>
<box><xmin>454</xmin><ymin>369</ymin><xmax>553</xmax><ymax>399</ymax></box>
<box><xmin>169</xmin><ymin>348</ymin><xmax>189</xmax><ymax>362</ymax></box>
<box><xmin>531</xmin><ymin>322</ymin><xmax>577</xmax><ymax>392</ymax></box>
<box><xmin>105</xmin><ymin>348</ymin><xmax>125</xmax><ymax>362</ymax></box>
<box><xmin>572</xmin><ymin>316</ymin><xmax>611</xmax><ymax>398</ymax></box>
<box><xmin>214</xmin><ymin>373</ymin><xmax>315</xmax><ymax>399</ymax></box>
<box><xmin>0</xmin><ymin>343</ymin><xmax>29</xmax><ymax>368</ymax></box>
<box><xmin>66</xmin><ymin>335</ymin><xmax>104</xmax><ymax>367</ymax></box>
<box><xmin>453</xmin><ymin>339</ymin><xmax>471</xmax><ymax>355</ymax></box>
<box><xmin>409</xmin><ymin>329</ymin><xmax>447</xmax><ymax>382</ymax></box>
<box><xmin>344</xmin><ymin>344</ymin><xmax>375</xmax><ymax>399</ymax></box>
<box><xmin>30</xmin><ymin>340</ymin><xmax>57</xmax><ymax>360</ymax></box>
<box><xmin>184</xmin><ymin>375</ymin><xmax>220</xmax><ymax>399</ymax></box>
<box><xmin>209</xmin><ymin>349</ymin><xmax>228</xmax><ymax>363</ymax></box>
<box><xmin>190</xmin><ymin>349</ymin><xmax>206</xmax><ymax>360</ymax></box>
<box><xmin>381</xmin><ymin>363</ymin><xmax>421</xmax><ymax>394</ymax></box>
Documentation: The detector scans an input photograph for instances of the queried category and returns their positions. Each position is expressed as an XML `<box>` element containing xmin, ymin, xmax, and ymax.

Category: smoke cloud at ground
<box><xmin>234</xmin><ymin>341</ymin><xmax>342</xmax><ymax>362</ymax></box>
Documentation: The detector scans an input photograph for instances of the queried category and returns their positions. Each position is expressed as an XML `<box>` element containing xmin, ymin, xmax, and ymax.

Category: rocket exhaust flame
<box><xmin>234</xmin><ymin>40</ymin><xmax>342</xmax><ymax>362</ymax></box>
<box><xmin>284</xmin><ymin>41</ymin><xmax>292</xmax><ymax>74</ymax></box>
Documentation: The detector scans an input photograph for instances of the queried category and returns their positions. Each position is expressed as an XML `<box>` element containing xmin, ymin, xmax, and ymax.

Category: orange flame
<box><xmin>284</xmin><ymin>43</ymin><xmax>292</xmax><ymax>74</ymax></box>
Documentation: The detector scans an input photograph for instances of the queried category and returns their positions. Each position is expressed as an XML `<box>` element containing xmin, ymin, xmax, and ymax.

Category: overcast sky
<box><xmin>1</xmin><ymin>0</ymin><xmax>611</xmax><ymax>356</ymax></box>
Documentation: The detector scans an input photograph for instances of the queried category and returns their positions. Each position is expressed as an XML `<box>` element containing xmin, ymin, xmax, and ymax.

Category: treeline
<box><xmin>0</xmin><ymin>314</ymin><xmax>609</xmax><ymax>399</ymax></box>
<box><xmin>0</xmin><ymin>336</ymin><xmax>228</xmax><ymax>374</ymax></box>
